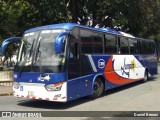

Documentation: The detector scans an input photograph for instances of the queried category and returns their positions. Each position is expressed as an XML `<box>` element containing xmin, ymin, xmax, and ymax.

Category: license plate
<box><xmin>28</xmin><ymin>91</ymin><xmax>34</xmax><ymax>96</ymax></box>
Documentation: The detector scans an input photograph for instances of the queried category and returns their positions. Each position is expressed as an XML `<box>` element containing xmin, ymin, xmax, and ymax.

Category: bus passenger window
<box><xmin>151</xmin><ymin>43</ymin><xmax>156</xmax><ymax>55</ymax></box>
<box><xmin>69</xmin><ymin>36</ymin><xmax>79</xmax><ymax>59</ymax></box>
<box><xmin>129</xmin><ymin>39</ymin><xmax>139</xmax><ymax>54</ymax></box>
<box><xmin>145</xmin><ymin>42</ymin><xmax>150</xmax><ymax>54</ymax></box>
<box><xmin>105</xmin><ymin>34</ymin><xmax>117</xmax><ymax>54</ymax></box>
<box><xmin>80</xmin><ymin>30</ymin><xmax>93</xmax><ymax>54</ymax></box>
<box><xmin>119</xmin><ymin>37</ymin><xmax>129</xmax><ymax>54</ymax></box>
<box><xmin>139</xmin><ymin>40</ymin><xmax>145</xmax><ymax>54</ymax></box>
<box><xmin>92</xmin><ymin>32</ymin><xmax>103</xmax><ymax>53</ymax></box>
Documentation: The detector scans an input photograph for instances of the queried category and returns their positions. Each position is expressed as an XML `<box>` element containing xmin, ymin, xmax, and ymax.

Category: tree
<box><xmin>0</xmin><ymin>0</ymin><xmax>29</xmax><ymax>66</ymax></box>
<box><xmin>1</xmin><ymin>0</ymin><xmax>160</xmax><ymax>64</ymax></box>
<box><xmin>19</xmin><ymin>0</ymin><xmax>69</xmax><ymax>30</ymax></box>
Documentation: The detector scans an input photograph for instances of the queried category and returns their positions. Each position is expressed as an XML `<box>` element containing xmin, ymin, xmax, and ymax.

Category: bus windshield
<box><xmin>15</xmin><ymin>29</ymin><xmax>67</xmax><ymax>73</ymax></box>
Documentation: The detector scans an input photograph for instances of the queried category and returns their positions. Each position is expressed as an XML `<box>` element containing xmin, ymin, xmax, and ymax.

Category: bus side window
<box><xmin>139</xmin><ymin>40</ymin><xmax>145</xmax><ymax>54</ymax></box>
<box><xmin>151</xmin><ymin>42</ymin><xmax>156</xmax><ymax>55</ymax></box>
<box><xmin>92</xmin><ymin>32</ymin><xmax>103</xmax><ymax>53</ymax></box>
<box><xmin>69</xmin><ymin>36</ymin><xmax>79</xmax><ymax>59</ymax></box>
<box><xmin>70</xmin><ymin>27</ymin><xmax>80</xmax><ymax>59</ymax></box>
<box><xmin>119</xmin><ymin>37</ymin><xmax>129</xmax><ymax>54</ymax></box>
<box><xmin>129</xmin><ymin>39</ymin><xmax>139</xmax><ymax>54</ymax></box>
<box><xmin>80</xmin><ymin>30</ymin><xmax>93</xmax><ymax>54</ymax></box>
<box><xmin>105</xmin><ymin>34</ymin><xmax>117</xmax><ymax>54</ymax></box>
<box><xmin>145</xmin><ymin>42</ymin><xmax>150</xmax><ymax>54</ymax></box>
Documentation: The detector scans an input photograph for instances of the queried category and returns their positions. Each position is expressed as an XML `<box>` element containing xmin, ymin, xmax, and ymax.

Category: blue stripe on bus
<box><xmin>13</xmin><ymin>72</ymin><xmax>66</xmax><ymax>84</ymax></box>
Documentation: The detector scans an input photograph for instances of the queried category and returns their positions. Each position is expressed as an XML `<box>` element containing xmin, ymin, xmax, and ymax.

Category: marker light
<box><xmin>13</xmin><ymin>82</ymin><xmax>20</xmax><ymax>89</ymax></box>
<box><xmin>45</xmin><ymin>81</ymin><xmax>64</xmax><ymax>91</ymax></box>
<box><xmin>13</xmin><ymin>74</ymin><xmax>18</xmax><ymax>79</ymax></box>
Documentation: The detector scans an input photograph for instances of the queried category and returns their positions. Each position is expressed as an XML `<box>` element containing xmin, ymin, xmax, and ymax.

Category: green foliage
<box><xmin>19</xmin><ymin>0</ymin><xmax>69</xmax><ymax>30</ymax></box>
<box><xmin>0</xmin><ymin>0</ymin><xmax>160</xmax><ymax>62</ymax></box>
<box><xmin>0</xmin><ymin>0</ymin><xmax>29</xmax><ymax>64</ymax></box>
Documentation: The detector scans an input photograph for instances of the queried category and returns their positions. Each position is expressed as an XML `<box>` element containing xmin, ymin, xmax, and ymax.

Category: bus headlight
<box><xmin>13</xmin><ymin>82</ymin><xmax>20</xmax><ymax>89</ymax></box>
<box><xmin>45</xmin><ymin>81</ymin><xmax>64</xmax><ymax>91</ymax></box>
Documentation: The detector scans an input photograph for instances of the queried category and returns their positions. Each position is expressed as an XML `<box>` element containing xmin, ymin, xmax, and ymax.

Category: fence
<box><xmin>0</xmin><ymin>71</ymin><xmax>13</xmax><ymax>86</ymax></box>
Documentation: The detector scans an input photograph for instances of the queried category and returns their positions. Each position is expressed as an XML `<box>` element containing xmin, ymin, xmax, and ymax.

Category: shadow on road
<box><xmin>104</xmin><ymin>75</ymin><xmax>158</xmax><ymax>97</ymax></box>
<box><xmin>17</xmin><ymin>76</ymin><xmax>157</xmax><ymax>110</ymax></box>
<box><xmin>17</xmin><ymin>96</ymin><xmax>94</xmax><ymax>110</ymax></box>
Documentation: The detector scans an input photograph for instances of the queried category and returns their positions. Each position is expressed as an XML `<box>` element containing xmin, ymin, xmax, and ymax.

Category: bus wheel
<box><xmin>90</xmin><ymin>78</ymin><xmax>104</xmax><ymax>98</ymax></box>
<box><xmin>143</xmin><ymin>70</ymin><xmax>148</xmax><ymax>82</ymax></box>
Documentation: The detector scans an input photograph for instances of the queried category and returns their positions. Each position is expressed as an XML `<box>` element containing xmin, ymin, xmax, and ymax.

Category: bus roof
<box><xmin>136</xmin><ymin>37</ymin><xmax>155</xmax><ymax>42</ymax></box>
<box><xmin>25</xmin><ymin>23</ymin><xmax>135</xmax><ymax>38</ymax></box>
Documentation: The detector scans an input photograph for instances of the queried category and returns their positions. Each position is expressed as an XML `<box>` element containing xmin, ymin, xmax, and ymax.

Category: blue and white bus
<box><xmin>1</xmin><ymin>23</ymin><xmax>158</xmax><ymax>102</ymax></box>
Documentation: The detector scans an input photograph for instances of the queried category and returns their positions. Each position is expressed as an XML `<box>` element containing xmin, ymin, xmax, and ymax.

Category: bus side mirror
<box><xmin>1</xmin><ymin>37</ymin><xmax>21</xmax><ymax>56</ymax></box>
<box><xmin>55</xmin><ymin>32</ymin><xmax>70</xmax><ymax>54</ymax></box>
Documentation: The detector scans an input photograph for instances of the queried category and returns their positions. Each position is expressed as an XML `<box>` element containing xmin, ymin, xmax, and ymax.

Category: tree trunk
<box><xmin>70</xmin><ymin>0</ymin><xmax>78</xmax><ymax>23</ymax></box>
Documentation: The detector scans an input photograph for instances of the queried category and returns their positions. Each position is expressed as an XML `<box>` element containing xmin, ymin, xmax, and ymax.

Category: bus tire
<box><xmin>143</xmin><ymin>70</ymin><xmax>148</xmax><ymax>82</ymax></box>
<box><xmin>90</xmin><ymin>77</ymin><xmax>104</xmax><ymax>98</ymax></box>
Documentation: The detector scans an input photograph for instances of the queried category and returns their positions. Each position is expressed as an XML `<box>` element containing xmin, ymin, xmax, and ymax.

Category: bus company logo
<box><xmin>98</xmin><ymin>59</ymin><xmax>105</xmax><ymax>69</ymax></box>
<box><xmin>37</xmin><ymin>75</ymin><xmax>51</xmax><ymax>81</ymax></box>
<box><xmin>121</xmin><ymin>58</ymin><xmax>136</xmax><ymax>77</ymax></box>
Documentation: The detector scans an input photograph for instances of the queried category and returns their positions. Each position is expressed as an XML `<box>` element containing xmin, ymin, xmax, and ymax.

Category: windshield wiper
<box><xmin>28</xmin><ymin>39</ymin><xmax>35</xmax><ymax>60</ymax></box>
<box><xmin>19</xmin><ymin>39</ymin><xmax>35</xmax><ymax>76</ymax></box>
<box><xmin>34</xmin><ymin>38</ymin><xmax>44</xmax><ymax>77</ymax></box>
<box><xmin>37</xmin><ymin>51</ymin><xmax>44</xmax><ymax>77</ymax></box>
